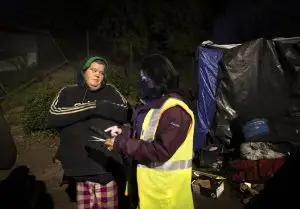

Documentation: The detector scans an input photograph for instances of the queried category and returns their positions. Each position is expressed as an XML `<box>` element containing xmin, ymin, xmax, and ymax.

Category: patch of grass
<box><xmin>1</xmin><ymin>66</ymin><xmax>75</xmax><ymax>126</ymax></box>
<box><xmin>0</xmin><ymin>66</ymin><xmax>74</xmax><ymax>130</ymax></box>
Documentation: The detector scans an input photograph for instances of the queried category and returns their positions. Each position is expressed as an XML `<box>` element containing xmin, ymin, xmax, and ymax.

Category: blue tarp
<box><xmin>194</xmin><ymin>46</ymin><xmax>223</xmax><ymax>150</ymax></box>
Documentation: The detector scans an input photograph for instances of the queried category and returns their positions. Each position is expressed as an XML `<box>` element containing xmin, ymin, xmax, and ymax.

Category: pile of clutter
<box><xmin>191</xmin><ymin>169</ymin><xmax>225</xmax><ymax>199</ymax></box>
<box><xmin>231</xmin><ymin>119</ymin><xmax>288</xmax><ymax>180</ymax></box>
<box><xmin>192</xmin><ymin>144</ymin><xmax>226</xmax><ymax>199</ymax></box>
<box><xmin>192</xmin><ymin>118</ymin><xmax>290</xmax><ymax>203</ymax></box>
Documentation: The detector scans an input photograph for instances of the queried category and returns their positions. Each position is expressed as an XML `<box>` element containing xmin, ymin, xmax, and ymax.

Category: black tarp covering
<box><xmin>275</xmin><ymin>38</ymin><xmax>300</xmax><ymax>115</ymax></box>
<box><xmin>211</xmin><ymin>37</ymin><xmax>300</xmax><ymax>146</ymax></box>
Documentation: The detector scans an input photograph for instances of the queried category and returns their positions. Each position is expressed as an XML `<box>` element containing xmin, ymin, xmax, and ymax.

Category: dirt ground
<box><xmin>0</xmin><ymin>124</ymin><xmax>77</xmax><ymax>209</ymax></box>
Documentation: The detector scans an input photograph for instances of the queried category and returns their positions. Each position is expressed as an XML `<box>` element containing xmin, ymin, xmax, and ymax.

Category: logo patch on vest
<box><xmin>170</xmin><ymin>122</ymin><xmax>180</xmax><ymax>128</ymax></box>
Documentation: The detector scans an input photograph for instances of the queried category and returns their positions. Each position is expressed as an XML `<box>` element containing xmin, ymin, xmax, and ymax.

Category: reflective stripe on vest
<box><xmin>137</xmin><ymin>159</ymin><xmax>192</xmax><ymax>171</ymax></box>
<box><xmin>143</xmin><ymin>109</ymin><xmax>161</xmax><ymax>141</ymax></box>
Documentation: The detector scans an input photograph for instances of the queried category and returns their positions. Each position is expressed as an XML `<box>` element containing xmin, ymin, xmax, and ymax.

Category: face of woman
<box><xmin>84</xmin><ymin>62</ymin><xmax>105</xmax><ymax>91</ymax></box>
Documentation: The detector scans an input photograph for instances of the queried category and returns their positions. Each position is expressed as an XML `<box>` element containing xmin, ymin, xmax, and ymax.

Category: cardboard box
<box><xmin>192</xmin><ymin>178</ymin><xmax>225</xmax><ymax>199</ymax></box>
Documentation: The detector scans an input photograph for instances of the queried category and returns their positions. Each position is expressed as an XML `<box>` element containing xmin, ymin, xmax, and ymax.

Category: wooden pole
<box><xmin>129</xmin><ymin>41</ymin><xmax>133</xmax><ymax>71</ymax></box>
<box><xmin>86</xmin><ymin>30</ymin><xmax>90</xmax><ymax>57</ymax></box>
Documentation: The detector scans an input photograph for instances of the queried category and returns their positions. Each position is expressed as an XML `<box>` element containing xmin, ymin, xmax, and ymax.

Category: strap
<box><xmin>138</xmin><ymin>159</ymin><xmax>192</xmax><ymax>171</ymax></box>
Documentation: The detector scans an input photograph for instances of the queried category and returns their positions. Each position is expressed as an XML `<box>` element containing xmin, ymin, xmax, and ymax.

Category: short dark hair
<box><xmin>141</xmin><ymin>54</ymin><xmax>179</xmax><ymax>93</ymax></box>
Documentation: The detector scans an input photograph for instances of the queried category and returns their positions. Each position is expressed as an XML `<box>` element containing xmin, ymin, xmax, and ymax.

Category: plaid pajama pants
<box><xmin>76</xmin><ymin>180</ymin><xmax>118</xmax><ymax>209</ymax></box>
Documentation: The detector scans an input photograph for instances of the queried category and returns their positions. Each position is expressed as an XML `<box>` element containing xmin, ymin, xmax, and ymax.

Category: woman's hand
<box><xmin>104</xmin><ymin>126</ymin><xmax>122</xmax><ymax>151</ymax></box>
<box><xmin>104</xmin><ymin>138</ymin><xmax>115</xmax><ymax>151</ymax></box>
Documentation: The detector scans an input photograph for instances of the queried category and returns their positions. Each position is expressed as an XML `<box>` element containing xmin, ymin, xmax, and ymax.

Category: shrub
<box><xmin>106</xmin><ymin>64</ymin><xmax>139</xmax><ymax>104</ymax></box>
<box><xmin>21</xmin><ymin>86</ymin><xmax>59</xmax><ymax>134</ymax></box>
<box><xmin>21</xmin><ymin>69</ymin><xmax>74</xmax><ymax>134</ymax></box>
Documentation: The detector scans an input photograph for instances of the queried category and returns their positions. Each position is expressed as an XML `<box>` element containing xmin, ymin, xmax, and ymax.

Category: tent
<box><xmin>194</xmin><ymin>37</ymin><xmax>300</xmax><ymax>150</ymax></box>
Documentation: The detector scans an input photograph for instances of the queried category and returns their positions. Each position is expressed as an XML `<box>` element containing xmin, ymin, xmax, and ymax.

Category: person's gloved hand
<box><xmin>105</xmin><ymin>126</ymin><xmax>122</xmax><ymax>137</ymax></box>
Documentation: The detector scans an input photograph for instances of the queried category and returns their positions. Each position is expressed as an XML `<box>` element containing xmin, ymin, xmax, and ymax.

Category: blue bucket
<box><xmin>242</xmin><ymin>119</ymin><xmax>270</xmax><ymax>140</ymax></box>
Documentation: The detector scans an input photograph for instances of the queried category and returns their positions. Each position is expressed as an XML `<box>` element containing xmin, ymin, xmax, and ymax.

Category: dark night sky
<box><xmin>1</xmin><ymin>0</ymin><xmax>300</xmax><ymax>44</ymax></box>
<box><xmin>212</xmin><ymin>0</ymin><xmax>300</xmax><ymax>44</ymax></box>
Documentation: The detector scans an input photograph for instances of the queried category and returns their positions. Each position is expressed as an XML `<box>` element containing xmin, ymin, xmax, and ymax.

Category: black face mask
<box><xmin>139</xmin><ymin>72</ymin><xmax>161</xmax><ymax>102</ymax></box>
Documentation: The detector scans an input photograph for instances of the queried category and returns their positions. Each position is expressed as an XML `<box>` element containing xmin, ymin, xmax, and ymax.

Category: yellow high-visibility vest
<box><xmin>136</xmin><ymin>97</ymin><xmax>195</xmax><ymax>209</ymax></box>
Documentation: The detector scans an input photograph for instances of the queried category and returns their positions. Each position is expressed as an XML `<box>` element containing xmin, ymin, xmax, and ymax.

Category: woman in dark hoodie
<box><xmin>48</xmin><ymin>56</ymin><xmax>131</xmax><ymax>209</ymax></box>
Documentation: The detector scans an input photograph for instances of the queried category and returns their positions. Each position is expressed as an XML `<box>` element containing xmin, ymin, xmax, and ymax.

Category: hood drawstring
<box><xmin>81</xmin><ymin>88</ymin><xmax>88</xmax><ymax>103</ymax></box>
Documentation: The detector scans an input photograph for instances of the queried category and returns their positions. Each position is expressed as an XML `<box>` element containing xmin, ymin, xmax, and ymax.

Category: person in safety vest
<box><xmin>104</xmin><ymin>54</ymin><xmax>195</xmax><ymax>209</ymax></box>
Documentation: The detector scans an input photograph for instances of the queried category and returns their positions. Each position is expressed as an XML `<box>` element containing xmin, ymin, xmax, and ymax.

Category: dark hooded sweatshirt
<box><xmin>47</xmin><ymin>56</ymin><xmax>131</xmax><ymax>184</ymax></box>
